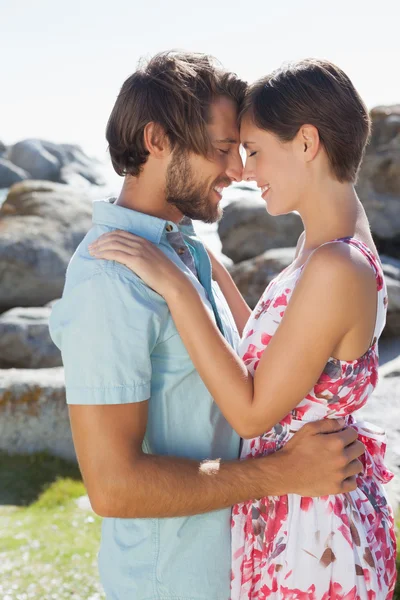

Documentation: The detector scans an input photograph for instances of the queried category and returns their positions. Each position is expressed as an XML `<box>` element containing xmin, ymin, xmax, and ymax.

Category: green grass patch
<box><xmin>0</xmin><ymin>451</ymin><xmax>104</xmax><ymax>599</ymax></box>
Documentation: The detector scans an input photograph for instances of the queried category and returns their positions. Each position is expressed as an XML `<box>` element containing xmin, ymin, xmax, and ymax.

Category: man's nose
<box><xmin>225</xmin><ymin>151</ymin><xmax>243</xmax><ymax>183</ymax></box>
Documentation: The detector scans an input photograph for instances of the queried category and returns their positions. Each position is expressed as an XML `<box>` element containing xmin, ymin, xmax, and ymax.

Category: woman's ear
<box><xmin>143</xmin><ymin>122</ymin><xmax>170</xmax><ymax>158</ymax></box>
<box><xmin>299</xmin><ymin>124</ymin><xmax>320</xmax><ymax>162</ymax></box>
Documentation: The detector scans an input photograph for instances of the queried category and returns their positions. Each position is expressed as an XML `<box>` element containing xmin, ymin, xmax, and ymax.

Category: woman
<box><xmin>89</xmin><ymin>59</ymin><xmax>396</xmax><ymax>598</ymax></box>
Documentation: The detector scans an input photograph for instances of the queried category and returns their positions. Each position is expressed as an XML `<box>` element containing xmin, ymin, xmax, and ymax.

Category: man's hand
<box><xmin>269</xmin><ymin>418</ymin><xmax>364</xmax><ymax>497</ymax></box>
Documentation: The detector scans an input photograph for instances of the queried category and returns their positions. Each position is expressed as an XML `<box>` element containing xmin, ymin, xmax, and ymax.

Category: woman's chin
<box><xmin>265</xmin><ymin>202</ymin><xmax>285</xmax><ymax>217</ymax></box>
<box><xmin>264</xmin><ymin>199</ymin><xmax>296</xmax><ymax>217</ymax></box>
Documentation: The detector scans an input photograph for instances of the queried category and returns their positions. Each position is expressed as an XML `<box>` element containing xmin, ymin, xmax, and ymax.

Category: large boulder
<box><xmin>5</xmin><ymin>139</ymin><xmax>106</xmax><ymax>187</ymax></box>
<box><xmin>230</xmin><ymin>250</ymin><xmax>400</xmax><ymax>337</ymax></box>
<box><xmin>218</xmin><ymin>193</ymin><xmax>303</xmax><ymax>263</ymax></box>
<box><xmin>228</xmin><ymin>247</ymin><xmax>296</xmax><ymax>307</ymax></box>
<box><xmin>0</xmin><ymin>180</ymin><xmax>93</xmax><ymax>311</ymax></box>
<box><xmin>357</xmin><ymin>105</ymin><xmax>400</xmax><ymax>255</ymax></box>
<box><xmin>381</xmin><ymin>255</ymin><xmax>400</xmax><ymax>336</ymax></box>
<box><xmin>8</xmin><ymin>139</ymin><xmax>61</xmax><ymax>181</ymax></box>
<box><xmin>0</xmin><ymin>305</ymin><xmax>61</xmax><ymax>369</ymax></box>
<box><xmin>0</xmin><ymin>158</ymin><xmax>29</xmax><ymax>188</ymax></box>
<box><xmin>0</xmin><ymin>367</ymin><xmax>75</xmax><ymax>461</ymax></box>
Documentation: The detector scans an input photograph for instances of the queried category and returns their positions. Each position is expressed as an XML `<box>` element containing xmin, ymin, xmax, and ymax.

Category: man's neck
<box><xmin>115</xmin><ymin>175</ymin><xmax>183</xmax><ymax>224</ymax></box>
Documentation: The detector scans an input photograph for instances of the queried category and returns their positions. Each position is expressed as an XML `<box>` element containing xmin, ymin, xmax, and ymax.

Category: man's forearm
<box><xmin>96</xmin><ymin>451</ymin><xmax>285</xmax><ymax>518</ymax></box>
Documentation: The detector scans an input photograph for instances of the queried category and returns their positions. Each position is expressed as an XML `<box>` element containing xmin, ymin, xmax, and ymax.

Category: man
<box><xmin>49</xmin><ymin>52</ymin><xmax>364</xmax><ymax>600</ymax></box>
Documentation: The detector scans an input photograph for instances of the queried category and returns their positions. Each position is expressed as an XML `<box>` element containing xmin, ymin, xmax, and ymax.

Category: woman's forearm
<box><xmin>212</xmin><ymin>264</ymin><xmax>251</xmax><ymax>336</ymax></box>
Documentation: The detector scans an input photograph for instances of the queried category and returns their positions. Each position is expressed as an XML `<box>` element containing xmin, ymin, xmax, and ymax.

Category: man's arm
<box><xmin>69</xmin><ymin>400</ymin><xmax>363</xmax><ymax>518</ymax></box>
<box><xmin>51</xmin><ymin>266</ymin><xmax>363</xmax><ymax>519</ymax></box>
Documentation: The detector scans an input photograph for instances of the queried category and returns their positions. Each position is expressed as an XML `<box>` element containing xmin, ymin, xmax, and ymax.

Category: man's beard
<box><xmin>166</xmin><ymin>150</ymin><xmax>230</xmax><ymax>224</ymax></box>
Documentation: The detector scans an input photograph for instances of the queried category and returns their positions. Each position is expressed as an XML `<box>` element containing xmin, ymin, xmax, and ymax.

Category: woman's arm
<box><xmin>89</xmin><ymin>232</ymin><xmax>374</xmax><ymax>439</ymax></box>
<box><xmin>206</xmin><ymin>246</ymin><xmax>251</xmax><ymax>336</ymax></box>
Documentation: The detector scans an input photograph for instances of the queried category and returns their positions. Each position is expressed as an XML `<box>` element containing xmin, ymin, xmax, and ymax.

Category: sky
<box><xmin>1</xmin><ymin>0</ymin><xmax>400</xmax><ymax>181</ymax></box>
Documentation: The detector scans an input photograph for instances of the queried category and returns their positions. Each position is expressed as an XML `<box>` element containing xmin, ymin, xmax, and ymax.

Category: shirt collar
<box><xmin>92</xmin><ymin>198</ymin><xmax>196</xmax><ymax>244</ymax></box>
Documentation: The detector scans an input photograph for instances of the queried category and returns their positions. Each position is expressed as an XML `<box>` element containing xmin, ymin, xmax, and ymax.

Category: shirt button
<box><xmin>166</xmin><ymin>224</ymin><xmax>173</xmax><ymax>232</ymax></box>
<box><xmin>177</xmin><ymin>247</ymin><xmax>186</xmax><ymax>255</ymax></box>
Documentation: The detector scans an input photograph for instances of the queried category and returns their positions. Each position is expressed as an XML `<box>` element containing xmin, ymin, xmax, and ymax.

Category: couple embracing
<box><xmin>50</xmin><ymin>52</ymin><xmax>397</xmax><ymax>599</ymax></box>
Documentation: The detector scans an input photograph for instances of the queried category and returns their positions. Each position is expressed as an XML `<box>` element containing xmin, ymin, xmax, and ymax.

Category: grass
<box><xmin>0</xmin><ymin>451</ymin><xmax>104</xmax><ymax>599</ymax></box>
<box><xmin>0</xmin><ymin>451</ymin><xmax>398</xmax><ymax>599</ymax></box>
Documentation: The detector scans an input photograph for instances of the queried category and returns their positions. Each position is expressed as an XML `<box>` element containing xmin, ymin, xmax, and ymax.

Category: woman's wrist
<box><xmin>163</xmin><ymin>273</ymin><xmax>197</xmax><ymax>303</ymax></box>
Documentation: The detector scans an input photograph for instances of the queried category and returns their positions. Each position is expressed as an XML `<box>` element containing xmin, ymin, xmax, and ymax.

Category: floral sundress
<box><xmin>231</xmin><ymin>237</ymin><xmax>397</xmax><ymax>600</ymax></box>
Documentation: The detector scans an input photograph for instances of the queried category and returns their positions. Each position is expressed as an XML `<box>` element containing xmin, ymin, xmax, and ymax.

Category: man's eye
<box><xmin>249</xmin><ymin>151</ymin><xmax>257</xmax><ymax>157</ymax></box>
<box><xmin>218</xmin><ymin>149</ymin><xmax>229</xmax><ymax>154</ymax></box>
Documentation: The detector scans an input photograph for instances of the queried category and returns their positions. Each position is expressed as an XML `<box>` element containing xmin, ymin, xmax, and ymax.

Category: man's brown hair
<box><xmin>241</xmin><ymin>59</ymin><xmax>371</xmax><ymax>183</ymax></box>
<box><xmin>106</xmin><ymin>51</ymin><xmax>247</xmax><ymax>177</ymax></box>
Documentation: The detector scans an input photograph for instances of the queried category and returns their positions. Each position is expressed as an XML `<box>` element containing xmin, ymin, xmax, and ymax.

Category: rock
<box><xmin>59</xmin><ymin>143</ymin><xmax>106</xmax><ymax>186</ymax></box>
<box><xmin>7</xmin><ymin>139</ymin><xmax>61</xmax><ymax>181</ymax></box>
<box><xmin>357</xmin><ymin>106</ymin><xmax>400</xmax><ymax>255</ymax></box>
<box><xmin>0</xmin><ymin>306</ymin><xmax>62</xmax><ymax>369</ymax></box>
<box><xmin>379</xmin><ymin>254</ymin><xmax>400</xmax><ymax>336</ymax></box>
<box><xmin>0</xmin><ymin>141</ymin><xmax>7</xmax><ymax>156</ymax></box>
<box><xmin>0</xmin><ymin>367</ymin><xmax>75</xmax><ymax>462</ymax></box>
<box><xmin>217</xmin><ymin>252</ymin><xmax>234</xmax><ymax>270</ymax></box>
<box><xmin>384</xmin><ymin>275</ymin><xmax>400</xmax><ymax>336</ymax></box>
<box><xmin>379</xmin><ymin>355</ymin><xmax>400</xmax><ymax>378</ymax></box>
<box><xmin>0</xmin><ymin>158</ymin><xmax>29</xmax><ymax>188</ymax></box>
<box><xmin>4</xmin><ymin>139</ymin><xmax>107</xmax><ymax>186</ymax></box>
<box><xmin>229</xmin><ymin>247</ymin><xmax>296</xmax><ymax>307</ymax></box>
<box><xmin>218</xmin><ymin>194</ymin><xmax>303</xmax><ymax>263</ymax></box>
<box><xmin>0</xmin><ymin>180</ymin><xmax>93</xmax><ymax>311</ymax></box>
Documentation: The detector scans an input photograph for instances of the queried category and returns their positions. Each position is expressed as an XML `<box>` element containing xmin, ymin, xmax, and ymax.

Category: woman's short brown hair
<box><xmin>106</xmin><ymin>51</ymin><xmax>247</xmax><ymax>177</ymax></box>
<box><xmin>241</xmin><ymin>59</ymin><xmax>371</xmax><ymax>183</ymax></box>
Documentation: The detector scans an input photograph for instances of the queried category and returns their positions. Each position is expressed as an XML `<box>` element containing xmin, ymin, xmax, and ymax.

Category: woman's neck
<box><xmin>298</xmin><ymin>180</ymin><xmax>363</xmax><ymax>251</ymax></box>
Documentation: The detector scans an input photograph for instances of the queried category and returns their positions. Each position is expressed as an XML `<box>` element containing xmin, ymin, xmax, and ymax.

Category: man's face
<box><xmin>166</xmin><ymin>96</ymin><xmax>243</xmax><ymax>223</ymax></box>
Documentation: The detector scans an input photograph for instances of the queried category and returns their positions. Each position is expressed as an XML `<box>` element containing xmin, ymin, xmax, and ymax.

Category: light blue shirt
<box><xmin>49</xmin><ymin>199</ymin><xmax>241</xmax><ymax>600</ymax></box>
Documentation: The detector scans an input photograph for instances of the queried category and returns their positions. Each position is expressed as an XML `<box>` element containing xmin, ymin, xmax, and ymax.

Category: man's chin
<box><xmin>197</xmin><ymin>205</ymin><xmax>223</xmax><ymax>225</ymax></box>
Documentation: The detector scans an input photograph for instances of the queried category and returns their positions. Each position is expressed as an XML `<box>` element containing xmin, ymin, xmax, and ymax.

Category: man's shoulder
<box><xmin>64</xmin><ymin>237</ymin><xmax>157</xmax><ymax>302</ymax></box>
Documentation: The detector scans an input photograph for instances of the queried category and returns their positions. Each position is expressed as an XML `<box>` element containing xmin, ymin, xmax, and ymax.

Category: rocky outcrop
<box><xmin>0</xmin><ymin>367</ymin><xmax>75</xmax><ymax>461</ymax></box>
<box><xmin>0</xmin><ymin>158</ymin><xmax>29</xmax><ymax>188</ymax></box>
<box><xmin>381</xmin><ymin>255</ymin><xmax>400</xmax><ymax>336</ymax></box>
<box><xmin>0</xmin><ymin>306</ymin><xmax>61</xmax><ymax>369</ymax></box>
<box><xmin>228</xmin><ymin>247</ymin><xmax>296</xmax><ymax>307</ymax></box>
<box><xmin>218</xmin><ymin>194</ymin><xmax>303</xmax><ymax>263</ymax></box>
<box><xmin>356</xmin><ymin>105</ymin><xmax>400</xmax><ymax>255</ymax></box>
<box><xmin>0</xmin><ymin>181</ymin><xmax>93</xmax><ymax>311</ymax></box>
<box><xmin>1</xmin><ymin>139</ymin><xmax>106</xmax><ymax>188</ymax></box>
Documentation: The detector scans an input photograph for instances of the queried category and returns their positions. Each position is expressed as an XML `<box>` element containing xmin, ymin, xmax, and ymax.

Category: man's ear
<box><xmin>298</xmin><ymin>124</ymin><xmax>320</xmax><ymax>162</ymax></box>
<box><xmin>143</xmin><ymin>122</ymin><xmax>170</xmax><ymax>158</ymax></box>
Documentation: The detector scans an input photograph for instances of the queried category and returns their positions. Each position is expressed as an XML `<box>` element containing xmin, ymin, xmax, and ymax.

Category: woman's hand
<box><xmin>88</xmin><ymin>230</ymin><xmax>188</xmax><ymax>298</ymax></box>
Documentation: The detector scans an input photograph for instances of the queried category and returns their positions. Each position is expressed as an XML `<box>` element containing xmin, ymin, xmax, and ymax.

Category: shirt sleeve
<box><xmin>49</xmin><ymin>269</ymin><xmax>163</xmax><ymax>405</ymax></box>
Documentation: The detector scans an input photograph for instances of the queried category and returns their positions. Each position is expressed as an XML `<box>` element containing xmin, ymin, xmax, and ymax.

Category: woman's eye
<box><xmin>249</xmin><ymin>151</ymin><xmax>257</xmax><ymax>158</ymax></box>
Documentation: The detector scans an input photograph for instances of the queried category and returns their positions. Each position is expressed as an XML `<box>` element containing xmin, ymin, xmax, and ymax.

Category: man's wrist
<box><xmin>259</xmin><ymin>449</ymin><xmax>293</xmax><ymax>497</ymax></box>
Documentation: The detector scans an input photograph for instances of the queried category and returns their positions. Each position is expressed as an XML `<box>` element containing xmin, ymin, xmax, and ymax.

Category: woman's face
<box><xmin>240</xmin><ymin>114</ymin><xmax>308</xmax><ymax>216</ymax></box>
